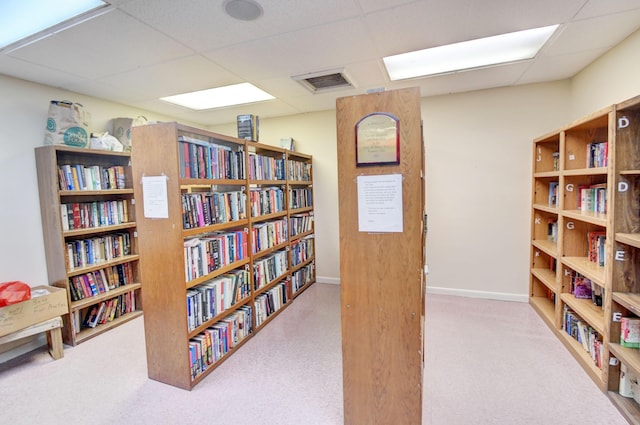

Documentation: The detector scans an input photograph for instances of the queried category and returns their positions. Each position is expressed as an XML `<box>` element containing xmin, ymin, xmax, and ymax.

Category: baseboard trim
<box><xmin>311</xmin><ymin>278</ymin><xmax>527</xmax><ymax>302</ymax></box>
<box><xmin>316</xmin><ymin>276</ymin><xmax>340</xmax><ymax>285</ymax></box>
<box><xmin>426</xmin><ymin>286</ymin><xmax>528</xmax><ymax>303</ymax></box>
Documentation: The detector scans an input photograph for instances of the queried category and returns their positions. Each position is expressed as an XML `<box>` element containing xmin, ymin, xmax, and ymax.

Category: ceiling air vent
<box><xmin>292</xmin><ymin>68</ymin><xmax>355</xmax><ymax>93</ymax></box>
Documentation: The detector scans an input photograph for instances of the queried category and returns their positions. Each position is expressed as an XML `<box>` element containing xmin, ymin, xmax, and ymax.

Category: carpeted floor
<box><xmin>0</xmin><ymin>283</ymin><xmax>630</xmax><ymax>424</ymax></box>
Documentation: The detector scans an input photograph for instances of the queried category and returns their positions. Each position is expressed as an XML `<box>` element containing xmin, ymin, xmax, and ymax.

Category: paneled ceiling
<box><xmin>1</xmin><ymin>0</ymin><xmax>640</xmax><ymax>126</ymax></box>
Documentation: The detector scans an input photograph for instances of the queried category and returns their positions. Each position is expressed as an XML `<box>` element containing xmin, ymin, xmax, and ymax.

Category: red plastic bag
<box><xmin>0</xmin><ymin>281</ymin><xmax>31</xmax><ymax>307</ymax></box>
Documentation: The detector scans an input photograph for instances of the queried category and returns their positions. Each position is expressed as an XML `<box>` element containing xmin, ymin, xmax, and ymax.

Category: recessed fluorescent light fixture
<box><xmin>0</xmin><ymin>0</ymin><xmax>110</xmax><ymax>50</ymax></box>
<box><xmin>383</xmin><ymin>24</ymin><xmax>559</xmax><ymax>80</ymax></box>
<box><xmin>161</xmin><ymin>83</ymin><xmax>275</xmax><ymax>110</ymax></box>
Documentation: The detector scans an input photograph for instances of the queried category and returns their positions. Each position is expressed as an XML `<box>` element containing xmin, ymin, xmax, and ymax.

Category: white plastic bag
<box><xmin>90</xmin><ymin>132</ymin><xmax>124</xmax><ymax>152</ymax></box>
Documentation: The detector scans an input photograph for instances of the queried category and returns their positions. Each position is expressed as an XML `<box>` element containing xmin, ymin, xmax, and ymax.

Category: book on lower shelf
<box><xmin>621</xmin><ymin>317</ymin><xmax>640</xmax><ymax>348</ymax></box>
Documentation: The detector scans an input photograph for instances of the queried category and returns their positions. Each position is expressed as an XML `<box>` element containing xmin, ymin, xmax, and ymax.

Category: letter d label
<box><xmin>619</xmin><ymin>116</ymin><xmax>630</xmax><ymax>129</ymax></box>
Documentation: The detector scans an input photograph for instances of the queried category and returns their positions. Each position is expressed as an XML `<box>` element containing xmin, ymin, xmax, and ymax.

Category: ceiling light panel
<box><xmin>383</xmin><ymin>25</ymin><xmax>559</xmax><ymax>80</ymax></box>
<box><xmin>0</xmin><ymin>0</ymin><xmax>108</xmax><ymax>49</ymax></box>
<box><xmin>161</xmin><ymin>83</ymin><xmax>274</xmax><ymax>110</ymax></box>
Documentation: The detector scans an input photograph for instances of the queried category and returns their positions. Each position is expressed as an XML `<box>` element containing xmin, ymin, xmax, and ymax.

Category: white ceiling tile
<box><xmin>7</xmin><ymin>9</ymin><xmax>192</xmax><ymax>79</ymax></box>
<box><xmin>206</xmin><ymin>17</ymin><xmax>378</xmax><ymax>81</ymax></box>
<box><xmin>356</xmin><ymin>0</ymin><xmax>424</xmax><ymax>14</ymax></box>
<box><xmin>517</xmin><ymin>48</ymin><xmax>609</xmax><ymax>84</ymax></box>
<box><xmin>399</xmin><ymin>61</ymin><xmax>532</xmax><ymax>97</ymax></box>
<box><xmin>576</xmin><ymin>0</ymin><xmax>640</xmax><ymax>19</ymax></box>
<box><xmin>253</xmin><ymin>0</ymin><xmax>362</xmax><ymax>33</ymax></box>
<box><xmin>0</xmin><ymin>55</ymin><xmax>83</xmax><ymax>89</ymax></box>
<box><xmin>203</xmin><ymin>38</ymin><xmax>292</xmax><ymax>80</ymax></box>
<box><xmin>543</xmin><ymin>9</ymin><xmax>640</xmax><ymax>56</ymax></box>
<box><xmin>120</xmin><ymin>0</ymin><xmax>264</xmax><ymax>51</ymax></box>
<box><xmin>267</xmin><ymin>18</ymin><xmax>378</xmax><ymax>76</ymax></box>
<box><xmin>99</xmin><ymin>55</ymin><xmax>241</xmax><ymax>99</ymax></box>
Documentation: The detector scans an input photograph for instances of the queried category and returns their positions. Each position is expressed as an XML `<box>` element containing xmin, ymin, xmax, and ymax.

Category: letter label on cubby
<box><xmin>535</xmin><ymin>251</ymin><xmax>540</xmax><ymax>257</ymax></box>
<box><xmin>618</xmin><ymin>181</ymin><xmax>629</xmax><ymax>193</ymax></box>
<box><xmin>615</xmin><ymin>250</ymin><xmax>626</xmax><ymax>261</ymax></box>
<box><xmin>566</xmin><ymin>222</ymin><xmax>574</xmax><ymax>230</ymax></box>
<box><xmin>566</xmin><ymin>183</ymin><xmax>574</xmax><ymax>192</ymax></box>
<box><xmin>613</xmin><ymin>312</ymin><xmax>623</xmax><ymax>322</ymax></box>
<box><xmin>619</xmin><ymin>116</ymin><xmax>630</xmax><ymax>129</ymax></box>
<box><xmin>535</xmin><ymin>218</ymin><xmax>541</xmax><ymax>224</ymax></box>
<box><xmin>564</xmin><ymin>269</ymin><xmax>571</xmax><ymax>276</ymax></box>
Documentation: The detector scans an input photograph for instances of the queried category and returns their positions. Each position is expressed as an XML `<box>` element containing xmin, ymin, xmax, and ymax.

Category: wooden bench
<box><xmin>0</xmin><ymin>316</ymin><xmax>64</xmax><ymax>360</ymax></box>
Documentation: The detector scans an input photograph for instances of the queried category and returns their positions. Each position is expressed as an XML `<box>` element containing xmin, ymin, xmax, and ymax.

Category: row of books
<box><xmin>568</xmin><ymin>269</ymin><xmax>603</xmax><ymax>307</ymax></box>
<box><xmin>291</xmin><ymin>236</ymin><xmax>314</xmax><ymax>268</ymax></box>
<box><xmin>289</xmin><ymin>187</ymin><xmax>313</xmax><ymax>210</ymax></box>
<box><xmin>253</xmin><ymin>250</ymin><xmax>288</xmax><ymax>291</ymax></box>
<box><xmin>58</xmin><ymin>164</ymin><xmax>126</xmax><ymax>191</ymax></box>
<box><xmin>178</xmin><ymin>136</ymin><xmax>246</xmax><ymax>180</ymax></box>
<box><xmin>292</xmin><ymin>262</ymin><xmax>314</xmax><ymax>295</ymax></box>
<box><xmin>69</xmin><ymin>263</ymin><xmax>134</xmax><ymax>301</ymax></box>
<box><xmin>61</xmin><ymin>200</ymin><xmax>129</xmax><ymax>231</ymax></box>
<box><xmin>578</xmin><ymin>183</ymin><xmax>607</xmax><ymax>214</ymax></box>
<box><xmin>183</xmin><ymin>230</ymin><xmax>248</xmax><ymax>282</ymax></box>
<box><xmin>290</xmin><ymin>213</ymin><xmax>313</xmax><ymax>238</ymax></box>
<box><xmin>82</xmin><ymin>292</ymin><xmax>137</xmax><ymax>329</ymax></box>
<box><xmin>252</xmin><ymin>219</ymin><xmax>288</xmax><ymax>254</ymax></box>
<box><xmin>249</xmin><ymin>187</ymin><xmax>285</xmax><ymax>217</ymax></box>
<box><xmin>255</xmin><ymin>282</ymin><xmax>288</xmax><ymax>327</ymax></box>
<box><xmin>587</xmin><ymin>230</ymin><xmax>606</xmax><ymax>266</ymax></box>
<box><xmin>187</xmin><ymin>270</ymin><xmax>251</xmax><ymax>331</ymax></box>
<box><xmin>548</xmin><ymin>182</ymin><xmax>558</xmax><ymax>208</ymax></box>
<box><xmin>288</xmin><ymin>160</ymin><xmax>311</xmax><ymax>182</ymax></box>
<box><xmin>66</xmin><ymin>232</ymin><xmax>131</xmax><ymax>270</ymax></box>
<box><xmin>563</xmin><ymin>304</ymin><xmax>604</xmax><ymax>369</ymax></box>
<box><xmin>248</xmin><ymin>153</ymin><xmax>286</xmax><ymax>181</ymax></box>
<box><xmin>189</xmin><ymin>306</ymin><xmax>253</xmax><ymax>381</ymax></box>
<box><xmin>587</xmin><ymin>141</ymin><xmax>608</xmax><ymax>168</ymax></box>
<box><xmin>182</xmin><ymin>191</ymin><xmax>246</xmax><ymax>230</ymax></box>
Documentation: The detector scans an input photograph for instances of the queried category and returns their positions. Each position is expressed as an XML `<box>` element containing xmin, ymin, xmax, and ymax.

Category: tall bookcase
<box><xmin>529</xmin><ymin>95</ymin><xmax>640</xmax><ymax>423</ymax></box>
<box><xmin>130</xmin><ymin>122</ymin><xmax>315</xmax><ymax>390</ymax></box>
<box><xmin>608</xmin><ymin>95</ymin><xmax>640</xmax><ymax>424</ymax></box>
<box><xmin>35</xmin><ymin>145</ymin><xmax>143</xmax><ymax>346</ymax></box>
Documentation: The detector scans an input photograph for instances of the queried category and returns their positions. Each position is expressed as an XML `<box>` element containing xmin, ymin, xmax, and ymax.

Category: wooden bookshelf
<box><xmin>530</xmin><ymin>95</ymin><xmax>640</xmax><ymax>423</ymax></box>
<box><xmin>529</xmin><ymin>106</ymin><xmax>613</xmax><ymax>391</ymax></box>
<box><xmin>35</xmin><ymin>145</ymin><xmax>143</xmax><ymax>346</ymax></box>
<box><xmin>608</xmin><ymin>95</ymin><xmax>640</xmax><ymax>424</ymax></box>
<box><xmin>130</xmin><ymin>122</ymin><xmax>315</xmax><ymax>390</ymax></box>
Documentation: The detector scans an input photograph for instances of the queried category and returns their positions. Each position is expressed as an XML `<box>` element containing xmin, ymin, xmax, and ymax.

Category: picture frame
<box><xmin>355</xmin><ymin>112</ymin><xmax>400</xmax><ymax>167</ymax></box>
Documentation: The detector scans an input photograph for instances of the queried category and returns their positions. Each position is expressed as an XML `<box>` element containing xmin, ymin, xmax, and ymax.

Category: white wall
<box><xmin>570</xmin><ymin>29</ymin><xmax>640</xmax><ymax>119</ymax></box>
<box><xmin>422</xmin><ymin>82</ymin><xmax>570</xmax><ymax>300</ymax></box>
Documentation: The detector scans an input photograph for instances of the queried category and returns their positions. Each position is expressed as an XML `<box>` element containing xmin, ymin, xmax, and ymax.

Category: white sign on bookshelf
<box><xmin>142</xmin><ymin>175</ymin><xmax>169</xmax><ymax>218</ymax></box>
<box><xmin>357</xmin><ymin>173</ymin><xmax>403</xmax><ymax>233</ymax></box>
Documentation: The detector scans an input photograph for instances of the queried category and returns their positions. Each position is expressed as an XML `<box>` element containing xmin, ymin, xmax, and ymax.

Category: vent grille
<box><xmin>292</xmin><ymin>69</ymin><xmax>354</xmax><ymax>93</ymax></box>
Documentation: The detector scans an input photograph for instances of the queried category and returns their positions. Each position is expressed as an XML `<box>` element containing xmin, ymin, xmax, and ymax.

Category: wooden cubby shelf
<box><xmin>131</xmin><ymin>122</ymin><xmax>315</xmax><ymax>390</ymax></box>
<box><xmin>530</xmin><ymin>95</ymin><xmax>640</xmax><ymax>423</ymax></box>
